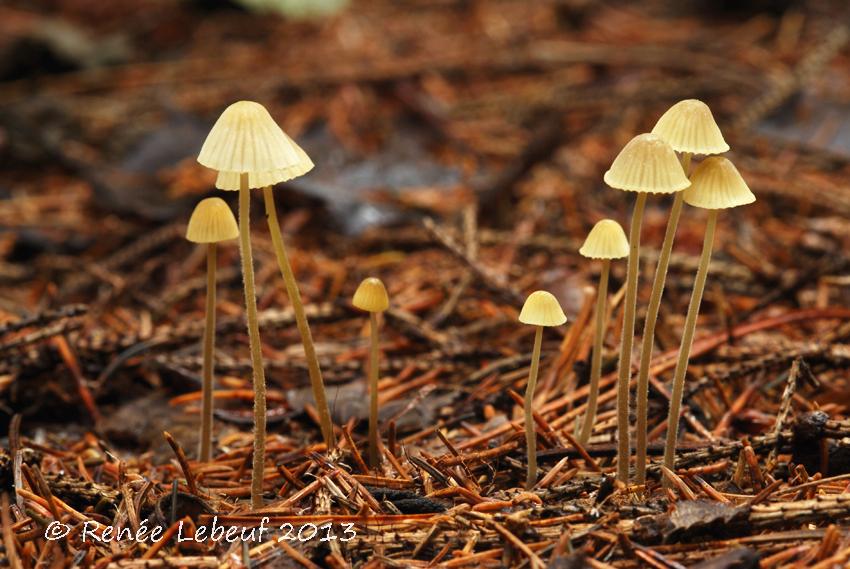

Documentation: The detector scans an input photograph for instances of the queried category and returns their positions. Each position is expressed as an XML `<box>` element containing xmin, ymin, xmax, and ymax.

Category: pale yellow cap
<box><xmin>519</xmin><ymin>291</ymin><xmax>567</xmax><ymax>327</ymax></box>
<box><xmin>579</xmin><ymin>219</ymin><xmax>629</xmax><ymax>260</ymax></box>
<box><xmin>603</xmin><ymin>133</ymin><xmax>691</xmax><ymax>194</ymax></box>
<box><xmin>186</xmin><ymin>197</ymin><xmax>239</xmax><ymax>243</ymax></box>
<box><xmin>651</xmin><ymin>99</ymin><xmax>730</xmax><ymax>156</ymax></box>
<box><xmin>352</xmin><ymin>277</ymin><xmax>389</xmax><ymax>312</ymax></box>
<box><xmin>197</xmin><ymin>101</ymin><xmax>315</xmax><ymax>176</ymax></box>
<box><xmin>684</xmin><ymin>157</ymin><xmax>755</xmax><ymax>210</ymax></box>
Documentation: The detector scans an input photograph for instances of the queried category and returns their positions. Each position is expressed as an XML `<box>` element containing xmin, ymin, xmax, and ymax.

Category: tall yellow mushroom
<box><xmin>186</xmin><ymin>197</ymin><xmax>239</xmax><ymax>463</ymax></box>
<box><xmin>519</xmin><ymin>291</ymin><xmax>567</xmax><ymax>489</ymax></box>
<box><xmin>634</xmin><ymin>100</ymin><xmax>729</xmax><ymax>484</ymax></box>
<box><xmin>352</xmin><ymin>277</ymin><xmax>390</xmax><ymax>468</ymax></box>
<box><xmin>577</xmin><ymin>219</ymin><xmax>629</xmax><ymax>446</ymax></box>
<box><xmin>603</xmin><ymin>133</ymin><xmax>690</xmax><ymax>483</ymax></box>
<box><xmin>197</xmin><ymin>100</ymin><xmax>330</xmax><ymax>508</ymax></box>
<box><xmin>662</xmin><ymin>157</ymin><xmax>755</xmax><ymax>481</ymax></box>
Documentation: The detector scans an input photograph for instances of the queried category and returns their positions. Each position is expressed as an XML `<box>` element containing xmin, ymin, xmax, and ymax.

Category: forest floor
<box><xmin>3</xmin><ymin>0</ymin><xmax>850</xmax><ymax>567</ymax></box>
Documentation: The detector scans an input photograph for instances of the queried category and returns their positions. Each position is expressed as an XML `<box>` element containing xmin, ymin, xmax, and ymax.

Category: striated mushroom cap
<box><xmin>519</xmin><ymin>291</ymin><xmax>567</xmax><ymax>327</ymax></box>
<box><xmin>579</xmin><ymin>219</ymin><xmax>630</xmax><ymax>260</ymax></box>
<box><xmin>603</xmin><ymin>133</ymin><xmax>691</xmax><ymax>194</ymax></box>
<box><xmin>352</xmin><ymin>277</ymin><xmax>389</xmax><ymax>312</ymax></box>
<box><xmin>186</xmin><ymin>197</ymin><xmax>239</xmax><ymax>243</ymax></box>
<box><xmin>684</xmin><ymin>157</ymin><xmax>755</xmax><ymax>210</ymax></box>
<box><xmin>651</xmin><ymin>99</ymin><xmax>729</xmax><ymax>156</ymax></box>
<box><xmin>197</xmin><ymin>101</ymin><xmax>314</xmax><ymax>177</ymax></box>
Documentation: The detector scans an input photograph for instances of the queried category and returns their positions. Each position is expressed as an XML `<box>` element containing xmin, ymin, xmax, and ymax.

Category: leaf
<box><xmin>665</xmin><ymin>500</ymin><xmax>748</xmax><ymax>542</ymax></box>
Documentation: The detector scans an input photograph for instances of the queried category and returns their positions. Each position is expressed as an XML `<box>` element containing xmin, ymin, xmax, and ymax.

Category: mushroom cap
<box><xmin>197</xmin><ymin>101</ymin><xmax>315</xmax><ymax>176</ymax></box>
<box><xmin>186</xmin><ymin>197</ymin><xmax>239</xmax><ymax>243</ymax></box>
<box><xmin>684</xmin><ymin>156</ymin><xmax>755</xmax><ymax>210</ymax></box>
<box><xmin>519</xmin><ymin>291</ymin><xmax>567</xmax><ymax>327</ymax></box>
<box><xmin>352</xmin><ymin>277</ymin><xmax>389</xmax><ymax>312</ymax></box>
<box><xmin>579</xmin><ymin>219</ymin><xmax>630</xmax><ymax>259</ymax></box>
<box><xmin>651</xmin><ymin>99</ymin><xmax>730</xmax><ymax>156</ymax></box>
<box><xmin>603</xmin><ymin>133</ymin><xmax>691</xmax><ymax>194</ymax></box>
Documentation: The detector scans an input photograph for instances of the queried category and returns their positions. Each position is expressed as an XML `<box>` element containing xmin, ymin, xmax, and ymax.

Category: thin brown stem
<box><xmin>238</xmin><ymin>177</ymin><xmax>267</xmax><ymax>509</ymax></box>
<box><xmin>616</xmin><ymin>192</ymin><xmax>647</xmax><ymax>483</ymax></box>
<box><xmin>663</xmin><ymin>209</ymin><xmax>719</xmax><ymax>483</ymax></box>
<box><xmin>199</xmin><ymin>242</ymin><xmax>217</xmax><ymax>463</ymax></box>
<box><xmin>262</xmin><ymin>186</ymin><xmax>335</xmax><ymax>449</ymax></box>
<box><xmin>525</xmin><ymin>325</ymin><xmax>543</xmax><ymax>489</ymax></box>
<box><xmin>578</xmin><ymin>259</ymin><xmax>610</xmax><ymax>446</ymax></box>
<box><xmin>368</xmin><ymin>311</ymin><xmax>380</xmax><ymax>468</ymax></box>
<box><xmin>635</xmin><ymin>153</ymin><xmax>690</xmax><ymax>484</ymax></box>
<box><xmin>634</xmin><ymin>194</ymin><xmax>683</xmax><ymax>483</ymax></box>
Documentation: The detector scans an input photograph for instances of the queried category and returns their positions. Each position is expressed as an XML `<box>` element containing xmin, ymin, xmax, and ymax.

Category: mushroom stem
<box><xmin>238</xmin><ymin>175</ymin><xmax>268</xmax><ymax>509</ymax></box>
<box><xmin>578</xmin><ymin>259</ymin><xmax>610</xmax><ymax>446</ymax></box>
<box><xmin>262</xmin><ymin>186</ymin><xmax>335</xmax><ymax>450</ymax></box>
<box><xmin>662</xmin><ymin>208</ymin><xmax>718</xmax><ymax>483</ymax></box>
<box><xmin>616</xmin><ymin>192</ymin><xmax>647</xmax><ymax>483</ymax></box>
<box><xmin>525</xmin><ymin>325</ymin><xmax>543</xmax><ymax>489</ymax></box>
<box><xmin>635</xmin><ymin>150</ymin><xmax>690</xmax><ymax>485</ymax></box>
<box><xmin>199</xmin><ymin>242</ymin><xmax>217</xmax><ymax>463</ymax></box>
<box><xmin>368</xmin><ymin>311</ymin><xmax>380</xmax><ymax>468</ymax></box>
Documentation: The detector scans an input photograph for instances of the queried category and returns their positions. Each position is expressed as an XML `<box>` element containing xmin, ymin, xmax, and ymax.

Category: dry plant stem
<box><xmin>1</xmin><ymin>494</ymin><xmax>21</xmax><ymax>569</ymax></box>
<box><xmin>525</xmin><ymin>326</ymin><xmax>543</xmax><ymax>489</ymax></box>
<box><xmin>616</xmin><ymin>192</ymin><xmax>647</xmax><ymax>483</ymax></box>
<box><xmin>199</xmin><ymin>243</ymin><xmax>217</xmax><ymax>463</ymax></box>
<box><xmin>368</xmin><ymin>312</ymin><xmax>380</xmax><ymax>468</ymax></box>
<box><xmin>663</xmin><ymin>209</ymin><xmax>718</xmax><ymax>484</ymax></box>
<box><xmin>635</xmin><ymin>152</ymin><xmax>691</xmax><ymax>485</ymax></box>
<box><xmin>262</xmin><ymin>186</ymin><xmax>335</xmax><ymax>449</ymax></box>
<box><xmin>578</xmin><ymin>259</ymin><xmax>610</xmax><ymax>446</ymax></box>
<box><xmin>239</xmin><ymin>175</ymin><xmax>268</xmax><ymax>509</ymax></box>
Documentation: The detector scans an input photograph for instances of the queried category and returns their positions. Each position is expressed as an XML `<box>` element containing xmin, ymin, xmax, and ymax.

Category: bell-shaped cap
<box><xmin>684</xmin><ymin>157</ymin><xmax>755</xmax><ymax>210</ymax></box>
<box><xmin>197</xmin><ymin>101</ymin><xmax>315</xmax><ymax>176</ymax></box>
<box><xmin>651</xmin><ymin>99</ymin><xmax>730</xmax><ymax>156</ymax></box>
<box><xmin>186</xmin><ymin>197</ymin><xmax>239</xmax><ymax>243</ymax></box>
<box><xmin>352</xmin><ymin>277</ymin><xmax>389</xmax><ymax>312</ymax></box>
<box><xmin>603</xmin><ymin>133</ymin><xmax>691</xmax><ymax>194</ymax></box>
<box><xmin>519</xmin><ymin>291</ymin><xmax>567</xmax><ymax>327</ymax></box>
<box><xmin>579</xmin><ymin>219</ymin><xmax>630</xmax><ymax>259</ymax></box>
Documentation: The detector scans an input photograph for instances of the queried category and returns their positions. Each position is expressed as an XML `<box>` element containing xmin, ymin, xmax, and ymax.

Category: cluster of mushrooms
<box><xmin>184</xmin><ymin>98</ymin><xmax>754</xmax><ymax>507</ymax></box>
<box><xmin>186</xmin><ymin>102</ymin><xmax>390</xmax><ymax>508</ymax></box>
<box><xmin>521</xmin><ymin>99</ymin><xmax>755</xmax><ymax>488</ymax></box>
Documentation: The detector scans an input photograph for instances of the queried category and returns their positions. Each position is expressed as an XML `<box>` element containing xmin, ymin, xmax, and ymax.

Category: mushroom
<box><xmin>662</xmin><ymin>156</ymin><xmax>755</xmax><ymax>482</ymax></box>
<box><xmin>197</xmin><ymin>100</ymin><xmax>326</xmax><ymax>508</ymax></box>
<box><xmin>185</xmin><ymin>197</ymin><xmax>239</xmax><ymax>463</ymax></box>
<box><xmin>603</xmin><ymin>133</ymin><xmax>690</xmax><ymax>483</ymax></box>
<box><xmin>207</xmin><ymin>104</ymin><xmax>335</xmax><ymax>455</ymax></box>
<box><xmin>352</xmin><ymin>277</ymin><xmax>390</xmax><ymax>468</ymax></box>
<box><xmin>634</xmin><ymin>100</ymin><xmax>729</xmax><ymax>484</ymax></box>
<box><xmin>518</xmin><ymin>290</ymin><xmax>567</xmax><ymax>489</ymax></box>
<box><xmin>576</xmin><ymin>219</ymin><xmax>629</xmax><ymax>446</ymax></box>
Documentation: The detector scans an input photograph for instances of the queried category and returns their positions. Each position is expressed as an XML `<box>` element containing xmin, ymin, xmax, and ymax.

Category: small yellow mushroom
<box><xmin>197</xmin><ymin>100</ymin><xmax>325</xmax><ymax>509</ymax></box>
<box><xmin>577</xmin><ymin>220</ymin><xmax>629</xmax><ymax>447</ymax></box>
<box><xmin>352</xmin><ymin>277</ymin><xmax>390</xmax><ymax>468</ymax></box>
<box><xmin>603</xmin><ymin>133</ymin><xmax>691</xmax><ymax>194</ymax></box>
<box><xmin>518</xmin><ymin>291</ymin><xmax>567</xmax><ymax>489</ymax></box>
<box><xmin>635</xmin><ymin>99</ymin><xmax>730</xmax><ymax>485</ymax></box>
<box><xmin>650</xmin><ymin>99</ymin><xmax>729</xmax><ymax>156</ymax></box>
<box><xmin>198</xmin><ymin>101</ymin><xmax>313</xmax><ymax>174</ymax></box>
<box><xmin>663</xmin><ymin>157</ymin><xmax>754</xmax><ymax>483</ymax></box>
<box><xmin>604</xmin><ymin>132</ymin><xmax>690</xmax><ymax>484</ymax></box>
<box><xmin>186</xmin><ymin>197</ymin><xmax>239</xmax><ymax>463</ymax></box>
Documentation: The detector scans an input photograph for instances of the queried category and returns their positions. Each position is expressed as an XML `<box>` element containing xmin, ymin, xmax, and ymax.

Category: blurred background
<box><xmin>2</xmin><ymin>0</ymin><xmax>850</xmax><ymax>445</ymax></box>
